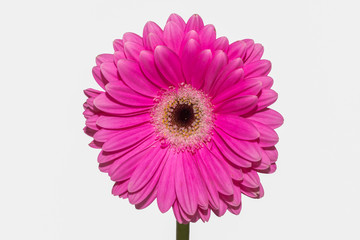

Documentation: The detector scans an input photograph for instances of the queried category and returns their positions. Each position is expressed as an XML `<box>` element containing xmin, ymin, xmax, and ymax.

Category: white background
<box><xmin>1</xmin><ymin>0</ymin><xmax>359</xmax><ymax>239</ymax></box>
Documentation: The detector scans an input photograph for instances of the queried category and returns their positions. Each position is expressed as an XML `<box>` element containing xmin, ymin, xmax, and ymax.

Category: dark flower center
<box><xmin>172</xmin><ymin>104</ymin><xmax>195</xmax><ymax>128</ymax></box>
<box><xmin>151</xmin><ymin>84</ymin><xmax>214</xmax><ymax>150</ymax></box>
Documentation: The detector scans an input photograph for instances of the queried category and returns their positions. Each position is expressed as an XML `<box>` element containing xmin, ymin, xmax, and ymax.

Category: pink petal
<box><xmin>105</xmin><ymin>81</ymin><xmax>153</xmax><ymax>107</ymax></box>
<box><xmin>99</xmin><ymin>150</ymin><xmax>122</xmax><ymax>165</ymax></box>
<box><xmin>253</xmin><ymin>163</ymin><xmax>276</xmax><ymax>174</ymax></box>
<box><xmin>90</xmin><ymin>140</ymin><xmax>103</xmax><ymax>149</ymax></box>
<box><xmin>241</xmin><ymin>185</ymin><xmax>263</xmax><ymax>199</ymax></box>
<box><xmin>182</xmin><ymin>30</ymin><xmax>200</xmax><ymax>46</ymax></box>
<box><xmin>84</xmin><ymin>97</ymin><xmax>97</xmax><ymax>110</ymax></box>
<box><xmin>93</xmin><ymin>129</ymin><xmax>118</xmax><ymax>142</ymax></box>
<box><xmin>202</xmin><ymin>50</ymin><xmax>228</xmax><ymax>93</ymax></box>
<box><xmin>96</xmin><ymin>114</ymin><xmax>150</xmax><ymax>129</ymax></box>
<box><xmin>178</xmin><ymin>203</ymin><xmax>194</xmax><ymax>223</ymax></box>
<box><xmin>112</xmin><ymin>180</ymin><xmax>129</xmax><ymax>196</ymax></box>
<box><xmin>213</xmin><ymin>80</ymin><xmax>262</xmax><ymax>104</ymax></box>
<box><xmin>179</xmin><ymin>31</ymin><xmax>199</xmax><ymax>57</ymax></box>
<box><xmin>212</xmin><ymin>132</ymin><xmax>252</xmax><ymax>168</ymax></box>
<box><xmin>172</xmin><ymin>201</ymin><xmax>186</xmax><ymax>224</ymax></box>
<box><xmin>157</xmin><ymin>155</ymin><xmax>176</xmax><ymax>213</ymax></box>
<box><xmin>236</xmin><ymin>79</ymin><xmax>263</xmax><ymax>95</ymax></box>
<box><xmin>228</xmin><ymin>184</ymin><xmax>242</xmax><ymax>208</ymax></box>
<box><xmin>117</xmin><ymin>59</ymin><xmax>159</xmax><ymax>97</ymax></box>
<box><xmin>181</xmin><ymin>39</ymin><xmax>201</xmax><ymax>83</ymax></box>
<box><xmin>215</xmin><ymin>129</ymin><xmax>261</xmax><ymax>162</ymax></box>
<box><xmin>253</xmin><ymin>76</ymin><xmax>274</xmax><ymax>89</ymax></box>
<box><xmin>98</xmin><ymin>150</ymin><xmax>123</xmax><ymax>164</ymax></box>
<box><xmin>241</xmin><ymin>170</ymin><xmax>261</xmax><ymax>189</ymax></box>
<box><xmin>100</xmin><ymin>62</ymin><xmax>120</xmax><ymax>83</ymax></box>
<box><xmin>93</xmin><ymin>93</ymin><xmax>150</xmax><ymax>116</ymax></box>
<box><xmin>84</xmin><ymin>88</ymin><xmax>102</xmax><ymax>98</ymax></box>
<box><xmin>109</xmin><ymin>149</ymin><xmax>150</xmax><ymax>182</ymax></box>
<box><xmin>185</xmin><ymin>14</ymin><xmax>204</xmax><ymax>33</ymax></box>
<box><xmin>190</xmin><ymin>211</ymin><xmax>200</xmax><ymax>223</ymax></box>
<box><xmin>167</xmin><ymin>13</ymin><xmax>186</xmax><ymax>31</ymax></box>
<box><xmin>199</xmin><ymin>147</ymin><xmax>234</xmax><ymax>196</ymax></box>
<box><xmin>199</xmin><ymin>208</ymin><xmax>211</xmax><ymax>222</ymax></box>
<box><xmin>213</xmin><ymin>199</ymin><xmax>227</xmax><ymax>217</ymax></box>
<box><xmin>122</xmin><ymin>32</ymin><xmax>143</xmax><ymax>46</ymax></box>
<box><xmin>102</xmin><ymin>124</ymin><xmax>154</xmax><ymax>152</ymax></box>
<box><xmin>128</xmin><ymin>147</ymin><xmax>168</xmax><ymax>192</ymax></box>
<box><xmin>243</xmin><ymin>60</ymin><xmax>271</xmax><ymax>78</ymax></box>
<box><xmin>213</xmin><ymin>36</ymin><xmax>229</xmax><ymax>52</ymax></box>
<box><xmin>199</xmin><ymin>24</ymin><xmax>216</xmax><ymax>49</ymax></box>
<box><xmin>129</xmin><ymin>150</ymin><xmax>168</xmax><ymax>205</ymax></box>
<box><xmin>243</xmin><ymin>39</ymin><xmax>254</xmax><ymax>46</ymax></box>
<box><xmin>218</xmin><ymin>68</ymin><xmax>244</xmax><ymax>92</ymax></box>
<box><xmin>144</xmin><ymin>33</ymin><xmax>164</xmax><ymax>51</ymax></box>
<box><xmin>98</xmin><ymin>161</ymin><xmax>112</xmax><ymax>173</ymax></box>
<box><xmin>190</xmin><ymin>49</ymin><xmax>212</xmax><ymax>89</ymax></box>
<box><xmin>96</xmin><ymin>54</ymin><xmax>113</xmax><ymax>66</ymax></box>
<box><xmin>83</xmin><ymin>108</ymin><xmax>95</xmax><ymax>119</ymax></box>
<box><xmin>244</xmin><ymin>43</ymin><xmax>264</xmax><ymax>64</ymax></box>
<box><xmin>248</xmin><ymin>108</ymin><xmax>284</xmax><ymax>129</ymax></box>
<box><xmin>83</xmin><ymin>126</ymin><xmax>96</xmax><ymax>137</ymax></box>
<box><xmin>124</xmin><ymin>42</ymin><xmax>144</xmax><ymax>62</ymax></box>
<box><xmin>252</xmin><ymin>147</ymin><xmax>271</xmax><ymax>171</ymax></box>
<box><xmin>215</xmin><ymin>95</ymin><xmax>258</xmax><ymax>116</ymax></box>
<box><xmin>135</xmin><ymin>187</ymin><xmax>158</xmax><ymax>209</ymax></box>
<box><xmin>114</xmin><ymin>50</ymin><xmax>126</xmax><ymax>63</ymax></box>
<box><xmin>92</xmin><ymin>66</ymin><xmax>106</xmax><ymax>90</ymax></box>
<box><xmin>228</xmin><ymin>203</ymin><xmax>242</xmax><ymax>215</ymax></box>
<box><xmin>216</xmin><ymin>115</ymin><xmax>259</xmax><ymax>140</ymax></box>
<box><xmin>83</xmin><ymin>101</ymin><xmax>92</xmax><ymax>110</ymax></box>
<box><xmin>185</xmin><ymin>153</ymin><xmax>208</xmax><ymax>209</ymax></box>
<box><xmin>228</xmin><ymin>40</ymin><xmax>247</xmax><ymax>60</ymax></box>
<box><xmin>83</xmin><ymin>103</ymin><xmax>91</xmax><ymax>113</ymax></box>
<box><xmin>242</xmin><ymin>39</ymin><xmax>255</xmax><ymax>62</ymax></box>
<box><xmin>98</xmin><ymin>134</ymin><xmax>156</xmax><ymax>164</ymax></box>
<box><xmin>221</xmin><ymin>185</ymin><xmax>241</xmax><ymax>208</ymax></box>
<box><xmin>143</xmin><ymin>21</ymin><xmax>163</xmax><ymax>40</ymax></box>
<box><xmin>194</xmin><ymin>151</ymin><xmax>220</xmax><ymax>210</ymax></box>
<box><xmin>154</xmin><ymin>46</ymin><xmax>185</xmax><ymax>85</ymax></box>
<box><xmin>130</xmin><ymin>180</ymin><xmax>157</xmax><ymax>206</ymax></box>
<box><xmin>227</xmin><ymin>164</ymin><xmax>244</xmax><ymax>181</ymax></box>
<box><xmin>268</xmin><ymin>164</ymin><xmax>277</xmax><ymax>173</ymax></box>
<box><xmin>139</xmin><ymin>50</ymin><xmax>170</xmax><ymax>88</ymax></box>
<box><xmin>263</xmin><ymin>146</ymin><xmax>278</xmax><ymax>163</ymax></box>
<box><xmin>175</xmin><ymin>152</ymin><xmax>198</xmax><ymax>215</ymax></box>
<box><xmin>113</xmin><ymin>39</ymin><xmax>124</xmax><ymax>52</ymax></box>
<box><xmin>210</xmin><ymin>58</ymin><xmax>243</xmax><ymax>96</ymax></box>
<box><xmin>257</xmin><ymin>89</ymin><xmax>278</xmax><ymax>110</ymax></box>
<box><xmin>210</xmin><ymin>142</ymin><xmax>246</xmax><ymax>178</ymax></box>
<box><xmin>163</xmin><ymin>21</ymin><xmax>184</xmax><ymax>54</ymax></box>
<box><xmin>251</xmin><ymin>121</ymin><xmax>279</xmax><ymax>147</ymax></box>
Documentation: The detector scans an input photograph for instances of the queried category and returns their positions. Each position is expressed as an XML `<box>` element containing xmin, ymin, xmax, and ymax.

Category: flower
<box><xmin>83</xmin><ymin>13</ymin><xmax>283</xmax><ymax>224</ymax></box>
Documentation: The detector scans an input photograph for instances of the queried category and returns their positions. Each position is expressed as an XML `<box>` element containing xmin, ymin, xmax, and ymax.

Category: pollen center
<box><xmin>172</xmin><ymin>103</ymin><xmax>195</xmax><ymax>127</ymax></box>
<box><xmin>151</xmin><ymin>84</ymin><xmax>214</xmax><ymax>151</ymax></box>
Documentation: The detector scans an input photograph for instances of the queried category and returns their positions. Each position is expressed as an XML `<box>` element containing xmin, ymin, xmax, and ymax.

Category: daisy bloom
<box><xmin>83</xmin><ymin>13</ymin><xmax>283</xmax><ymax>224</ymax></box>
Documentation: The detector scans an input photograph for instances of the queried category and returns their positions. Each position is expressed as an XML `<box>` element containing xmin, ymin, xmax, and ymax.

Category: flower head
<box><xmin>83</xmin><ymin>13</ymin><xmax>283</xmax><ymax>223</ymax></box>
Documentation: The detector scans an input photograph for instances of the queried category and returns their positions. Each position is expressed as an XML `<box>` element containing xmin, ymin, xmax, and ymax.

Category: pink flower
<box><xmin>83</xmin><ymin>13</ymin><xmax>283</xmax><ymax>224</ymax></box>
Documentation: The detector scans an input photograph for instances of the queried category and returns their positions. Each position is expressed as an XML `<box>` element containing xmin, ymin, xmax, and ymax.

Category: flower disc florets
<box><xmin>151</xmin><ymin>83</ymin><xmax>214</xmax><ymax>151</ymax></box>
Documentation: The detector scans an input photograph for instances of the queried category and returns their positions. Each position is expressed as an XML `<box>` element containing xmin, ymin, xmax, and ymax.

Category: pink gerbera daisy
<box><xmin>83</xmin><ymin>13</ymin><xmax>283</xmax><ymax>224</ymax></box>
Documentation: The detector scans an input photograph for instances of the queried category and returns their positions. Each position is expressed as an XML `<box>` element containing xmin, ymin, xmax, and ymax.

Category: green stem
<box><xmin>176</xmin><ymin>222</ymin><xmax>190</xmax><ymax>240</ymax></box>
